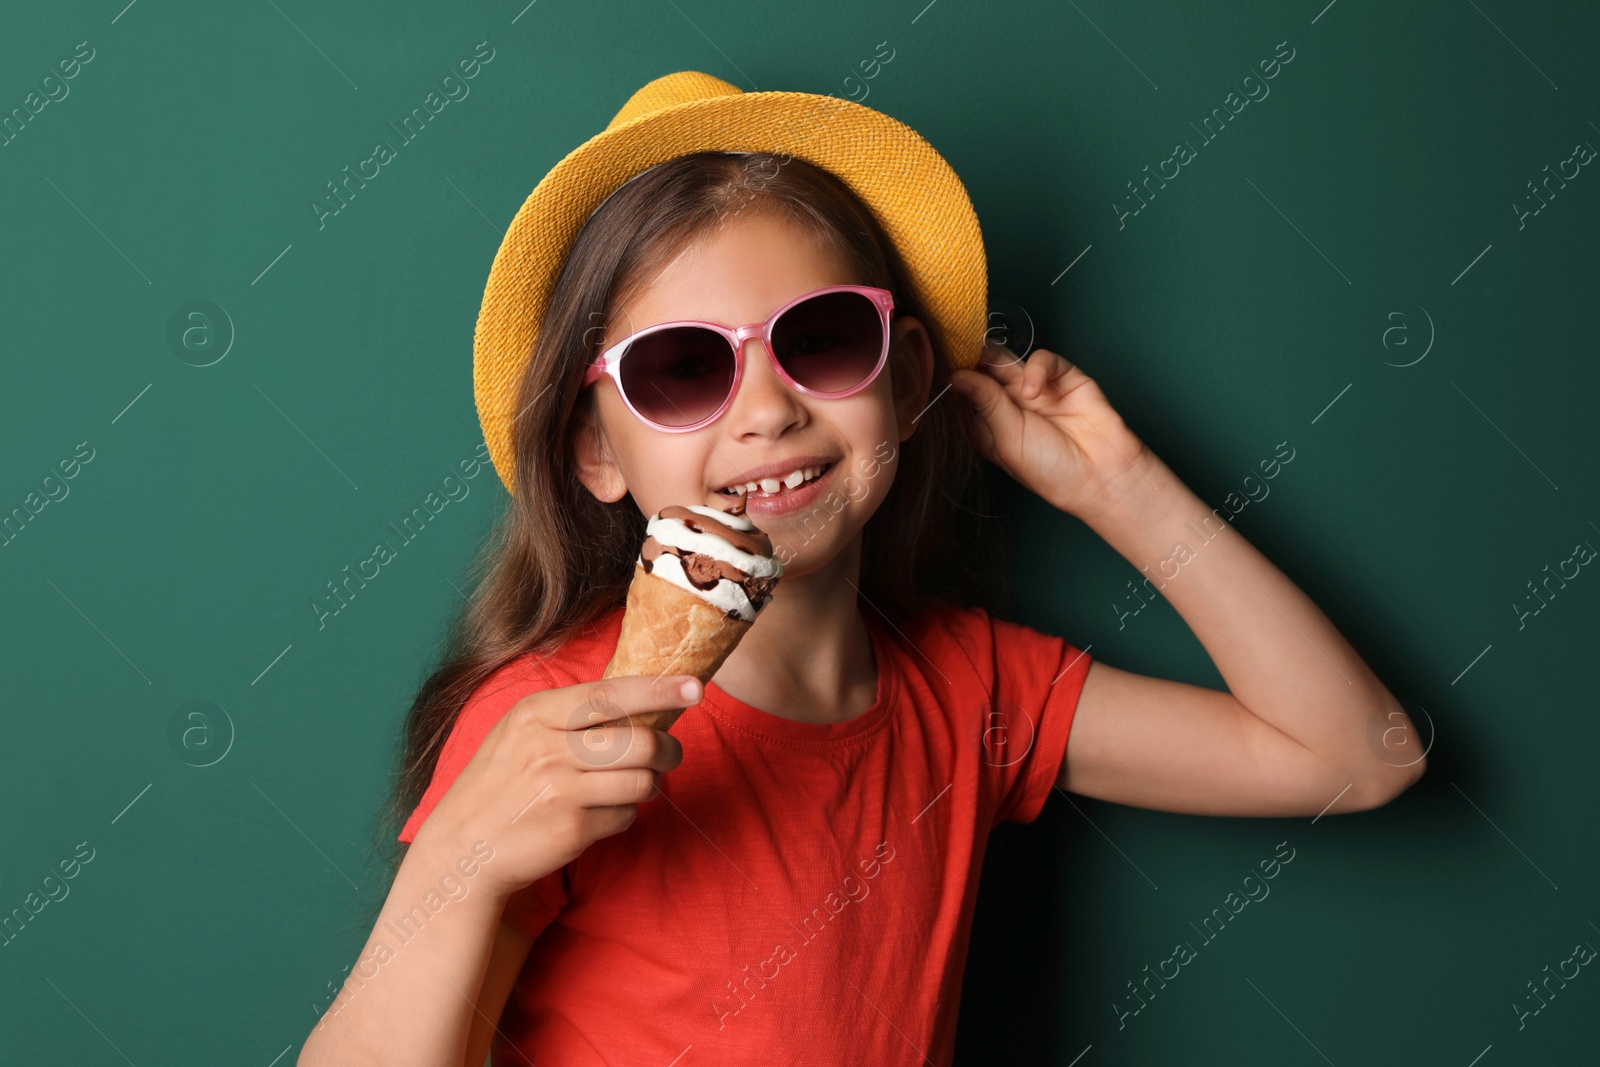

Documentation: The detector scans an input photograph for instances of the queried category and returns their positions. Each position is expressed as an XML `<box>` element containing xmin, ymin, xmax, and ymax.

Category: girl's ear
<box><xmin>889</xmin><ymin>316</ymin><xmax>935</xmax><ymax>442</ymax></box>
<box><xmin>571</xmin><ymin>400</ymin><xmax>629</xmax><ymax>503</ymax></box>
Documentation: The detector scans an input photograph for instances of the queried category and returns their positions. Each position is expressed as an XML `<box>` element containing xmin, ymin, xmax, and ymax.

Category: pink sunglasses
<box><xmin>580</xmin><ymin>284</ymin><xmax>896</xmax><ymax>433</ymax></box>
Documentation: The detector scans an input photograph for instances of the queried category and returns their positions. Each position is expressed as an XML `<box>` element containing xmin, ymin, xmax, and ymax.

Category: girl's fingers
<box><xmin>978</xmin><ymin>341</ymin><xmax>1027</xmax><ymax>385</ymax></box>
<box><xmin>576</xmin><ymin>766</ymin><xmax>662</xmax><ymax>808</ymax></box>
<box><xmin>951</xmin><ymin>368</ymin><xmax>1021</xmax><ymax>462</ymax></box>
<box><xmin>555</xmin><ymin>674</ymin><xmax>702</xmax><ymax>731</ymax></box>
<box><xmin>980</xmin><ymin>343</ymin><xmax>1075</xmax><ymax>404</ymax></box>
<box><xmin>950</xmin><ymin>372</ymin><xmax>998</xmax><ymax>461</ymax></box>
<box><xmin>580</xmin><ymin>803</ymin><xmax>641</xmax><ymax>843</ymax></box>
<box><xmin>1018</xmin><ymin>348</ymin><xmax>1075</xmax><ymax>402</ymax></box>
<box><xmin>566</xmin><ymin>716</ymin><xmax>683</xmax><ymax>766</ymax></box>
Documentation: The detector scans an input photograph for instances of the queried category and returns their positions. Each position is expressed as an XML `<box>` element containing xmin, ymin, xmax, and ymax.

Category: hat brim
<box><xmin>474</xmin><ymin>89</ymin><xmax>987</xmax><ymax>495</ymax></box>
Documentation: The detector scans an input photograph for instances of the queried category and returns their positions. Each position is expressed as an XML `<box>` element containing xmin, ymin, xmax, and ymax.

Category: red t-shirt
<box><xmin>397</xmin><ymin>598</ymin><xmax>1091</xmax><ymax>1065</ymax></box>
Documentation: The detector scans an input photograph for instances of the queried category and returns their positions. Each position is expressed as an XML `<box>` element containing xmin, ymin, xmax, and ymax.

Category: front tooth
<box><xmin>782</xmin><ymin>469</ymin><xmax>805</xmax><ymax>489</ymax></box>
<box><xmin>758</xmin><ymin>477</ymin><xmax>783</xmax><ymax>493</ymax></box>
<box><xmin>744</xmin><ymin>481</ymin><xmax>760</xmax><ymax>494</ymax></box>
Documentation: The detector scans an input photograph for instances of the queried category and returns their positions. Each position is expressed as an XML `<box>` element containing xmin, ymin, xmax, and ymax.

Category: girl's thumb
<box><xmin>953</xmin><ymin>371</ymin><xmax>1007</xmax><ymax>421</ymax></box>
<box><xmin>949</xmin><ymin>371</ymin><xmax>1013</xmax><ymax>460</ymax></box>
<box><xmin>950</xmin><ymin>370</ymin><xmax>985</xmax><ymax>402</ymax></box>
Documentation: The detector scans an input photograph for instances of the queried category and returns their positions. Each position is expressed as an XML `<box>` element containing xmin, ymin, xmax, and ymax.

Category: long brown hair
<box><xmin>381</xmin><ymin>151</ymin><xmax>1008</xmax><ymax>859</ymax></box>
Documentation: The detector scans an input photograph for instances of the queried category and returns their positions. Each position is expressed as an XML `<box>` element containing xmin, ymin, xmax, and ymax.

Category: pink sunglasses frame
<box><xmin>580</xmin><ymin>284</ymin><xmax>896</xmax><ymax>433</ymax></box>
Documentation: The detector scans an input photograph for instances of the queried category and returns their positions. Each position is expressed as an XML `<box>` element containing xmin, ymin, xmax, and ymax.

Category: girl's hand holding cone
<box><xmin>413</xmin><ymin>674</ymin><xmax>696</xmax><ymax>898</ymax></box>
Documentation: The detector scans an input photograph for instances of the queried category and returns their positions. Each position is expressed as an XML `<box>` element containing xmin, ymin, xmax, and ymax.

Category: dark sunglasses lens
<box><xmin>771</xmin><ymin>291</ymin><xmax>884</xmax><ymax>393</ymax></box>
<box><xmin>619</xmin><ymin>326</ymin><xmax>735</xmax><ymax>427</ymax></box>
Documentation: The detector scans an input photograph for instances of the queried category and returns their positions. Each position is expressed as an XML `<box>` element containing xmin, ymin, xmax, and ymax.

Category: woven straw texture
<box><xmin>474</xmin><ymin>71</ymin><xmax>988</xmax><ymax>495</ymax></box>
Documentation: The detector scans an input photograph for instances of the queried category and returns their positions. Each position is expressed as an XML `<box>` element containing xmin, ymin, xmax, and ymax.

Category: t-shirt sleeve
<box><xmin>965</xmin><ymin>608</ymin><xmax>1093</xmax><ymax>829</ymax></box>
<box><xmin>396</xmin><ymin>657</ymin><xmax>573</xmax><ymax>939</ymax></box>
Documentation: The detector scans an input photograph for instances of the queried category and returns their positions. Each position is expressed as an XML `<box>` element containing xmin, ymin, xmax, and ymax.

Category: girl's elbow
<box><xmin>1350</xmin><ymin>752</ymin><xmax>1427</xmax><ymax>811</ymax></box>
<box><xmin>1349</xmin><ymin>695</ymin><xmax>1429</xmax><ymax>809</ymax></box>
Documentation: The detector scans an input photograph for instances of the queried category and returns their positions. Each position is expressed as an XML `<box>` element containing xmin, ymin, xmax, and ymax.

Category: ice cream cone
<box><xmin>602</xmin><ymin>490</ymin><xmax>782</xmax><ymax>732</ymax></box>
<box><xmin>603</xmin><ymin>563</ymin><xmax>753</xmax><ymax>730</ymax></box>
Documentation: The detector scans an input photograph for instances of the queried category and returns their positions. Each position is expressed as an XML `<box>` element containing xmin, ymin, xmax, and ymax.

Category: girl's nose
<box><xmin>725</xmin><ymin>335</ymin><xmax>805</xmax><ymax>435</ymax></box>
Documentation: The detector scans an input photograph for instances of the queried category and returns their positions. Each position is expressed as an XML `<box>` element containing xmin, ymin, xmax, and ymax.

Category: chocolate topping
<box><xmin>658</xmin><ymin>504</ymin><xmax>773</xmax><ymax>557</ymax></box>
<box><xmin>642</xmin><ymin>539</ymin><xmax>751</xmax><ymax>591</ymax></box>
<box><xmin>638</xmin><ymin>500</ymin><xmax>780</xmax><ymax>613</ymax></box>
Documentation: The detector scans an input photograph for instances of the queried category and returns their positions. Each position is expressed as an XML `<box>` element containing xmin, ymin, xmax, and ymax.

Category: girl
<box><xmin>300</xmin><ymin>72</ymin><xmax>1423</xmax><ymax>1066</ymax></box>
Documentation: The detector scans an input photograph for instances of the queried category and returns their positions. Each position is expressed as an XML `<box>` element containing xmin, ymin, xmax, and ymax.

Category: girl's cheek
<box><xmin>856</xmin><ymin>436</ymin><xmax>899</xmax><ymax>480</ymax></box>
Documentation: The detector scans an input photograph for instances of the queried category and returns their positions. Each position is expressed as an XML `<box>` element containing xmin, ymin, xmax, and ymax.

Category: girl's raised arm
<box><xmin>951</xmin><ymin>344</ymin><xmax>1425</xmax><ymax>817</ymax></box>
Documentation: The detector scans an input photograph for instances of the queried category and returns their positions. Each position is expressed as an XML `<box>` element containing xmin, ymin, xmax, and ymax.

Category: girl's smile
<box><xmin>714</xmin><ymin>458</ymin><xmax>837</xmax><ymax>517</ymax></box>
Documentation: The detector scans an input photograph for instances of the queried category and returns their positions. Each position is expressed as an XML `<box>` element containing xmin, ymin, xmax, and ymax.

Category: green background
<box><xmin>3</xmin><ymin>0</ymin><xmax>1597</xmax><ymax>1062</ymax></box>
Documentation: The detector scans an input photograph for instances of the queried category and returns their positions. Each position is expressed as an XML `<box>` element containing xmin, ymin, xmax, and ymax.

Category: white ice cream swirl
<box><xmin>640</xmin><ymin>504</ymin><xmax>783</xmax><ymax>622</ymax></box>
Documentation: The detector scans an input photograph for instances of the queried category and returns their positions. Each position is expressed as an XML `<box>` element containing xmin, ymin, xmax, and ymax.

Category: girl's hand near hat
<box><xmin>950</xmin><ymin>343</ymin><xmax>1152</xmax><ymax>524</ymax></box>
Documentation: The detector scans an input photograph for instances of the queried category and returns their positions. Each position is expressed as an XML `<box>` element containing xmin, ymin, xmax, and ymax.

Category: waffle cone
<box><xmin>602</xmin><ymin>562</ymin><xmax>754</xmax><ymax>732</ymax></box>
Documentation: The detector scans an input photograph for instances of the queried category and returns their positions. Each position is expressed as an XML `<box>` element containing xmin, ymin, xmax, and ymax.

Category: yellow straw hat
<box><xmin>473</xmin><ymin>70</ymin><xmax>988</xmax><ymax>495</ymax></box>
